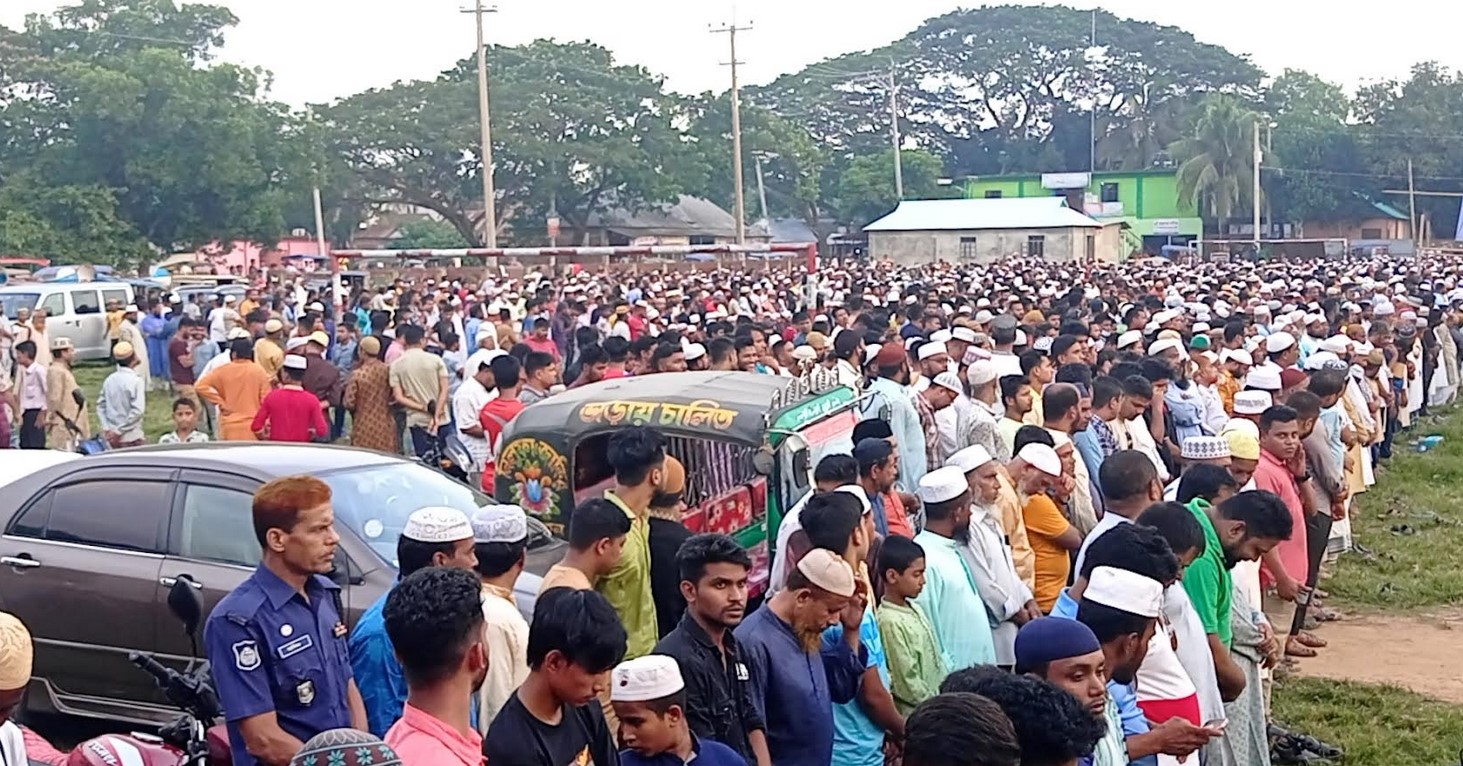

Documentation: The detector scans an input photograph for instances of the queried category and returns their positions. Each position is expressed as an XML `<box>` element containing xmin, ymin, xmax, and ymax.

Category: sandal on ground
<box><xmin>1285</xmin><ymin>638</ymin><xmax>1319</xmax><ymax>658</ymax></box>
<box><xmin>1294</xmin><ymin>631</ymin><xmax>1328</xmax><ymax>648</ymax></box>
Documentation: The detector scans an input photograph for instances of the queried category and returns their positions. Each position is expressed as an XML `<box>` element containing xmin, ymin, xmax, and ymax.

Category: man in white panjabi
<box><xmin>470</xmin><ymin>504</ymin><xmax>532</xmax><ymax>730</ymax></box>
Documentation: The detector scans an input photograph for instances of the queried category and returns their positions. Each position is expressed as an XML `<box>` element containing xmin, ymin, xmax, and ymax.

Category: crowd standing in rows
<box><xmin>0</xmin><ymin>253</ymin><xmax>1459</xmax><ymax>766</ymax></box>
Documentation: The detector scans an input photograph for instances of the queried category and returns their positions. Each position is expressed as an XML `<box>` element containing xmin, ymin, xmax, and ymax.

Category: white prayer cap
<box><xmin>1033</xmin><ymin>336</ymin><xmax>1054</xmax><ymax>353</ymax></box>
<box><xmin>471</xmin><ymin>504</ymin><xmax>529</xmax><ymax>544</ymax></box>
<box><xmin>932</xmin><ymin>371</ymin><xmax>964</xmax><ymax>394</ymax></box>
<box><xmin>1245</xmin><ymin>366</ymin><xmax>1283</xmax><ymax>392</ymax></box>
<box><xmin>833</xmin><ymin>484</ymin><xmax>873</xmax><ymax>515</ymax></box>
<box><xmin>967</xmin><ymin>360</ymin><xmax>999</xmax><ymax>387</ymax></box>
<box><xmin>1180</xmin><ymin>436</ymin><xmax>1231</xmax><ymax>461</ymax></box>
<box><xmin>1147</xmin><ymin>338</ymin><xmax>1182</xmax><ymax>357</ymax></box>
<box><xmin>864</xmin><ymin>344</ymin><xmax>883</xmax><ymax>365</ymax></box>
<box><xmin>226</xmin><ymin>327</ymin><xmax>251</xmax><ymax>341</ymax></box>
<box><xmin>795</xmin><ymin>548</ymin><xmax>856</xmax><ymax>597</ymax></box>
<box><xmin>1304</xmin><ymin>351</ymin><xmax>1340</xmax><ymax>371</ymax></box>
<box><xmin>123</xmin><ymin>304</ymin><xmax>139</xmax><ymax>313</ymax></box>
<box><xmin>1265</xmin><ymin>332</ymin><xmax>1297</xmax><ymax>354</ymax></box>
<box><xmin>611</xmin><ymin>655</ymin><xmax>685</xmax><ymax>702</ymax></box>
<box><xmin>1233</xmin><ymin>390</ymin><xmax>1274</xmax><ymax>415</ymax></box>
<box><xmin>684</xmin><ymin>343</ymin><xmax>707</xmax><ymax>362</ymax></box>
<box><xmin>791</xmin><ymin>345</ymin><xmax>817</xmax><ymax>362</ymax></box>
<box><xmin>466</xmin><ymin>348</ymin><xmax>505</xmax><ymax>373</ymax></box>
<box><xmin>1153</xmin><ymin>309</ymin><xmax>1181</xmax><ymax>324</ymax></box>
<box><xmin>1017</xmin><ymin>443</ymin><xmax>1062</xmax><ymax>478</ymax></box>
<box><xmin>0</xmin><ymin>612</ymin><xmax>33</xmax><ymax>690</ymax></box>
<box><xmin>1014</xmin><ymin>329</ymin><xmax>1028</xmax><ymax>346</ymax></box>
<box><xmin>946</xmin><ymin>445</ymin><xmax>994</xmax><ymax>474</ymax></box>
<box><xmin>285</xmin><ymin>337</ymin><xmax>310</xmax><ymax>351</ymax></box>
<box><xmin>1320</xmin><ymin>335</ymin><xmax>1351</xmax><ymax>354</ymax></box>
<box><xmin>308</xmin><ymin>302</ymin><xmax>325</xmax><ymax>312</ymax></box>
<box><xmin>1192</xmin><ymin>322</ymin><xmax>1211</xmax><ymax>334</ymax></box>
<box><xmin>918</xmin><ymin>466</ymin><xmax>970</xmax><ymax>505</ymax></box>
<box><xmin>1085</xmin><ymin>566</ymin><xmax>1164</xmax><ymax>618</ymax></box>
<box><xmin>974</xmin><ymin>310</ymin><xmax>995</xmax><ymax>324</ymax></box>
<box><xmin>1221</xmin><ymin>418</ymin><xmax>1260</xmax><ymax>439</ymax></box>
<box><xmin>1116</xmin><ymin>330</ymin><xmax>1143</xmax><ymax>350</ymax></box>
<box><xmin>402</xmin><ymin>506</ymin><xmax>474</xmax><ymax>544</ymax></box>
<box><xmin>917</xmin><ymin>341</ymin><xmax>949</xmax><ymax>361</ymax></box>
<box><xmin>952</xmin><ymin>327</ymin><xmax>978</xmax><ymax>344</ymax></box>
<box><xmin>282</xmin><ymin>355</ymin><xmax>308</xmax><ymax>371</ymax></box>
<box><xmin>1221</xmin><ymin>349</ymin><xmax>1253</xmax><ymax>366</ymax></box>
<box><xmin>930</xmin><ymin>329</ymin><xmax>953</xmax><ymax>344</ymax></box>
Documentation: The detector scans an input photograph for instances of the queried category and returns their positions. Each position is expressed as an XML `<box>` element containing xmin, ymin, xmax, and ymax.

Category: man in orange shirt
<box><xmin>1015</xmin><ymin>440</ymin><xmax>1082</xmax><ymax>613</ymax></box>
<box><xmin>195</xmin><ymin>338</ymin><xmax>272</xmax><ymax>441</ymax></box>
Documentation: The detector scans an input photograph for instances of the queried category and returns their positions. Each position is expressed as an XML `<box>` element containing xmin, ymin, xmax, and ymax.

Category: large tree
<box><xmin>751</xmin><ymin>6</ymin><xmax>1262</xmax><ymax>177</ymax></box>
<box><xmin>1170</xmin><ymin>95</ymin><xmax>1263</xmax><ymax>234</ymax></box>
<box><xmin>1</xmin><ymin>0</ymin><xmax>318</xmax><ymax>265</ymax></box>
<box><xmin>835</xmin><ymin>149</ymin><xmax>948</xmax><ymax>229</ymax></box>
<box><xmin>1263</xmin><ymin>69</ymin><xmax>1371</xmax><ymax>226</ymax></box>
<box><xmin>324</xmin><ymin>40</ymin><xmax>699</xmax><ymax>246</ymax></box>
<box><xmin>1354</xmin><ymin>62</ymin><xmax>1463</xmax><ymax>237</ymax></box>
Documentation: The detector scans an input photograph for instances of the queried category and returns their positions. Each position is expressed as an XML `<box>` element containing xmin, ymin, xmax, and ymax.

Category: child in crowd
<box><xmin>158</xmin><ymin>397</ymin><xmax>209</xmax><ymax>444</ymax></box>
<box><xmin>874</xmin><ymin>534</ymin><xmax>947</xmax><ymax>714</ymax></box>
<box><xmin>611</xmin><ymin>655</ymin><xmax>744</xmax><ymax>766</ymax></box>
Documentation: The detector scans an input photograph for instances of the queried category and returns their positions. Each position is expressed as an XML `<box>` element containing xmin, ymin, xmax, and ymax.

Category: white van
<box><xmin>0</xmin><ymin>282</ymin><xmax>136</xmax><ymax>361</ymax></box>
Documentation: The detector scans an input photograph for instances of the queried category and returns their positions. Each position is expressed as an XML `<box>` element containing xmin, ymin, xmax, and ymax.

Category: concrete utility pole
<box><xmin>1252</xmin><ymin>119</ymin><xmax>1262</xmax><ymax>254</ymax></box>
<box><xmin>888</xmin><ymin>67</ymin><xmax>904</xmax><ymax>200</ymax></box>
<box><xmin>1408</xmin><ymin>158</ymin><xmax>1418</xmax><ymax>245</ymax></box>
<box><xmin>312</xmin><ymin>186</ymin><xmax>338</xmax><ymax>315</ymax></box>
<box><xmin>754</xmin><ymin>154</ymin><xmax>770</xmax><ymax>224</ymax></box>
<box><xmin>462</xmin><ymin>1</ymin><xmax>499</xmax><ymax>247</ymax></box>
<box><xmin>712</xmin><ymin>18</ymin><xmax>752</xmax><ymax>244</ymax></box>
<box><xmin>1089</xmin><ymin>8</ymin><xmax>1097</xmax><ymax>175</ymax></box>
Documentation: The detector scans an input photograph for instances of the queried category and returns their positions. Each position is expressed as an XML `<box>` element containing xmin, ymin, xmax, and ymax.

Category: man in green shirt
<box><xmin>1179</xmin><ymin>474</ymin><xmax>1294</xmax><ymax>702</ymax></box>
<box><xmin>597</xmin><ymin>425</ymin><xmax>666</xmax><ymax>659</ymax></box>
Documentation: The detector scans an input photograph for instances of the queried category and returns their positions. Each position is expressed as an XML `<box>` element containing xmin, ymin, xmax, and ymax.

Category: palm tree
<box><xmin>1169</xmin><ymin>95</ymin><xmax>1263</xmax><ymax>236</ymax></box>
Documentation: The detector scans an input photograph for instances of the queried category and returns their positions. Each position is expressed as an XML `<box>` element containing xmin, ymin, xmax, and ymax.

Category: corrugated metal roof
<box><xmin>863</xmin><ymin>197</ymin><xmax>1104</xmax><ymax>232</ymax></box>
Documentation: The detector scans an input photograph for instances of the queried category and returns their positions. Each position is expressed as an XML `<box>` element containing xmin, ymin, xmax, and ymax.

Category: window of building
<box><xmin>984</xmin><ymin>190</ymin><xmax>1002</xmax><ymax>199</ymax></box>
<box><xmin>1100</xmin><ymin>182</ymin><xmax>1120</xmax><ymax>203</ymax></box>
<box><xmin>1361</xmin><ymin>228</ymin><xmax>1383</xmax><ymax>240</ymax></box>
<box><xmin>1027</xmin><ymin>235</ymin><xmax>1046</xmax><ymax>258</ymax></box>
<box><xmin>959</xmin><ymin>237</ymin><xmax>978</xmax><ymax>260</ymax></box>
<box><xmin>689</xmin><ymin>235</ymin><xmax>716</xmax><ymax>246</ymax></box>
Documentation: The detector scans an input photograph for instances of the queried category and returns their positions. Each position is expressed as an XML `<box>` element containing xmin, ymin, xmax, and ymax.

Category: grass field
<box><xmin>1274</xmin><ymin>678</ymin><xmax>1463</xmax><ymax>766</ymax></box>
<box><xmin>73</xmin><ymin>361</ymin><xmax>179</xmax><ymax>443</ymax></box>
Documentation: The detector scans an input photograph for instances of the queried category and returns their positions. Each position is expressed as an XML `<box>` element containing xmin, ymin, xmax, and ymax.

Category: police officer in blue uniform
<box><xmin>205</xmin><ymin>475</ymin><xmax>366</xmax><ymax>766</ymax></box>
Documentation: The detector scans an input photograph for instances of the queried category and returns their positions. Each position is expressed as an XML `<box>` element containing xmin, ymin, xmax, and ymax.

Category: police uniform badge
<box><xmin>332</xmin><ymin>621</ymin><xmax>347</xmax><ymax>639</ymax></box>
<box><xmin>233</xmin><ymin>640</ymin><xmax>261</xmax><ymax>671</ymax></box>
<box><xmin>296</xmin><ymin>679</ymin><xmax>316</xmax><ymax>706</ymax></box>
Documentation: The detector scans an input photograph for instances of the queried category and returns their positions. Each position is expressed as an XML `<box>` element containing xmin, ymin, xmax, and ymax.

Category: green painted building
<box><xmin>962</xmin><ymin>170</ymin><xmax>1202</xmax><ymax>254</ymax></box>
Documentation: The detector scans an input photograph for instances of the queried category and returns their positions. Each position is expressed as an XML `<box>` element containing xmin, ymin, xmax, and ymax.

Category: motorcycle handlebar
<box><xmin>128</xmin><ymin>652</ymin><xmax>174</xmax><ymax>685</ymax></box>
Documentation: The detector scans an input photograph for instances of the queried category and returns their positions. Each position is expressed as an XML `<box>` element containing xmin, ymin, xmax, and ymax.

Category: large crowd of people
<box><xmin>0</xmin><ymin>252</ymin><xmax>1459</xmax><ymax>766</ymax></box>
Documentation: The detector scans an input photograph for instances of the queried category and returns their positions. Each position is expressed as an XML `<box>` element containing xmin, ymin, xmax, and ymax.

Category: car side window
<box><xmin>177</xmin><ymin>484</ymin><xmax>260</xmax><ymax>567</ymax></box>
<box><xmin>38</xmin><ymin>481</ymin><xmax>170</xmax><ymax>552</ymax></box>
<box><xmin>70</xmin><ymin>290</ymin><xmax>101</xmax><ymax>315</ymax></box>
<box><xmin>102</xmin><ymin>288</ymin><xmax>129</xmax><ymax>309</ymax></box>
<box><xmin>40</xmin><ymin>293</ymin><xmax>65</xmax><ymax>317</ymax></box>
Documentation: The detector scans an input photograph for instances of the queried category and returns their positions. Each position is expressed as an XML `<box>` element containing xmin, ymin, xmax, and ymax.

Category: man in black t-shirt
<box><xmin>483</xmin><ymin>588</ymin><xmax>627</xmax><ymax>766</ymax></box>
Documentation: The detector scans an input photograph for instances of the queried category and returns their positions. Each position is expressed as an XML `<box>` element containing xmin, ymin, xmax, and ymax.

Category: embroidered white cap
<box><xmin>611</xmin><ymin>654</ymin><xmax>685</xmax><ymax>702</ymax></box>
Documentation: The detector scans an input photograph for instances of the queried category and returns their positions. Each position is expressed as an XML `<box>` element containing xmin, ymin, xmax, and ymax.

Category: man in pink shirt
<box><xmin>384</xmin><ymin>567</ymin><xmax>487</xmax><ymax>765</ymax></box>
<box><xmin>1252</xmin><ymin>405</ymin><xmax>1309</xmax><ymax>642</ymax></box>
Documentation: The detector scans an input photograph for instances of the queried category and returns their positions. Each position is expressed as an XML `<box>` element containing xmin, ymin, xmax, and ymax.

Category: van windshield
<box><xmin>0</xmin><ymin>293</ymin><xmax>39</xmax><ymax>320</ymax></box>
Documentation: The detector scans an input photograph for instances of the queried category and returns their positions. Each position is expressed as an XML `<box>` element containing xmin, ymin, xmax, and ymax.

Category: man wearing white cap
<box><xmin>351</xmin><ymin>506</ymin><xmax>477</xmax><ymax>736</ymax></box>
<box><xmin>914</xmin><ymin>371</ymin><xmax>962</xmax><ymax>468</ymax></box>
<box><xmin>253</xmin><ymin>355</ymin><xmax>329</xmax><ymax>443</ymax></box>
<box><xmin>118</xmin><ymin>303</ymin><xmax>151</xmax><ymax>391</ymax></box>
<box><xmin>913</xmin><ymin>466</ymin><xmax>998</xmax><ymax>671</ymax></box>
<box><xmin>946</xmin><ymin>448</ymin><xmax>1038</xmax><ymax>666</ymax></box>
<box><xmin>734</xmin><ymin>548</ymin><xmax>866</xmax><ymax>766</ymax></box>
<box><xmin>1162</xmin><ymin>436</ymin><xmax>1232</xmax><ymax>501</ymax></box>
<box><xmin>611</xmin><ymin>655</ymin><xmax>745</xmax><ymax>766</ymax></box>
<box><xmin>956</xmin><ymin>359</ymin><xmax>1006</xmax><ymax>461</ymax></box>
<box><xmin>471</xmin><ymin>505</ymin><xmax>533</xmax><ymax>726</ymax></box>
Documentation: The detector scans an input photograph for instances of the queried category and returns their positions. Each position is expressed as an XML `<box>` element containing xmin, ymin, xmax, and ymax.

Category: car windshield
<box><xmin>0</xmin><ymin>293</ymin><xmax>39</xmax><ymax>320</ymax></box>
<box><xmin>320</xmin><ymin>461</ymin><xmax>555</xmax><ymax>565</ymax></box>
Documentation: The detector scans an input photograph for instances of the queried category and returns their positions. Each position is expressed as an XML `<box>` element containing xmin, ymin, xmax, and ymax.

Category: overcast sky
<box><xmin>3</xmin><ymin>0</ymin><xmax>1459</xmax><ymax>107</ymax></box>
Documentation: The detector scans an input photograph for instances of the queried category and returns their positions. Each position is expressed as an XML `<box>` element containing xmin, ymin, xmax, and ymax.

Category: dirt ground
<box><xmin>1293</xmin><ymin>608</ymin><xmax>1463</xmax><ymax>703</ymax></box>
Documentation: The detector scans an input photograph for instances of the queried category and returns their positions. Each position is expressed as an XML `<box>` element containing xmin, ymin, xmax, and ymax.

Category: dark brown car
<box><xmin>0</xmin><ymin>443</ymin><xmax>561</xmax><ymax>726</ymax></box>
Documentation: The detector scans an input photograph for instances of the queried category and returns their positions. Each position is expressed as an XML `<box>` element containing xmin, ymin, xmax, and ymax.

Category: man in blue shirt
<box><xmin>349</xmin><ymin>506</ymin><xmax>478</xmax><ymax>736</ymax></box>
<box><xmin>861</xmin><ymin>343</ymin><xmax>926</xmax><ymax>492</ymax></box>
<box><xmin>204</xmin><ymin>476</ymin><xmax>367</xmax><ymax>766</ymax></box>
<box><xmin>736</xmin><ymin>548</ymin><xmax>866</xmax><ymax>766</ymax></box>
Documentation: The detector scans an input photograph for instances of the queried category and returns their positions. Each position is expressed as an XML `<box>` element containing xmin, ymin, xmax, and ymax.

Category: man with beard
<box><xmin>1015</xmin><ymin>618</ymin><xmax>1125</xmax><ymax>766</ymax></box>
<box><xmin>997</xmin><ymin>375</ymin><xmax>1035</xmax><ymax>456</ymax></box>
<box><xmin>656</xmin><ymin>534</ymin><xmax>771</xmax><ymax>766</ymax></box>
<box><xmin>854</xmin><ymin>438</ymin><xmax>899</xmax><ymax>536</ymax></box>
<box><xmin>913</xmin><ymin>466</ymin><xmax>998</xmax><ymax>671</ymax></box>
<box><xmin>1183</xmin><ymin>489</ymin><xmax>1294</xmax><ymax>702</ymax></box>
<box><xmin>383</xmin><ymin>567</ymin><xmax>488</xmax><ymax>765</ymax></box>
<box><xmin>862</xmin><ymin>343</ymin><xmax>926</xmax><ymax>491</ymax></box>
<box><xmin>947</xmin><ymin>446</ymin><xmax>1038</xmax><ymax>667</ymax></box>
<box><xmin>735</xmin><ymin>547</ymin><xmax>866</xmax><ymax>766</ymax></box>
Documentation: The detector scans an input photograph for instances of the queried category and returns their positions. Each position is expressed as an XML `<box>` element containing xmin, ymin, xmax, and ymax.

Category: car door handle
<box><xmin>160</xmin><ymin>576</ymin><xmax>204</xmax><ymax>590</ymax></box>
<box><xmin>0</xmin><ymin>556</ymin><xmax>40</xmax><ymax>569</ymax></box>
